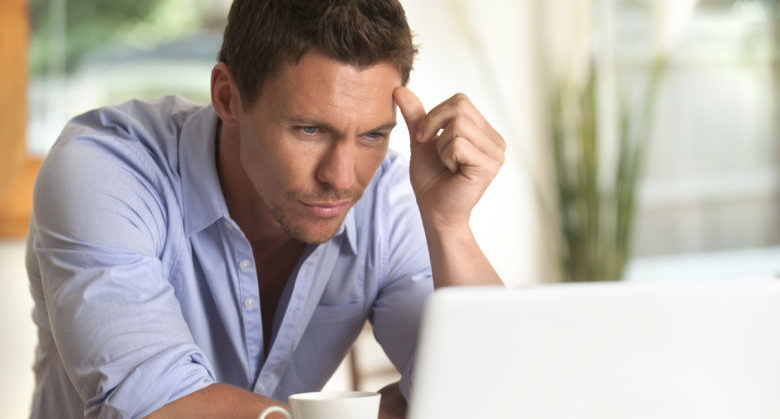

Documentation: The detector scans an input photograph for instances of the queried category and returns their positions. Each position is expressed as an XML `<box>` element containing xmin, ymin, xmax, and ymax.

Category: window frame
<box><xmin>0</xmin><ymin>0</ymin><xmax>42</xmax><ymax>237</ymax></box>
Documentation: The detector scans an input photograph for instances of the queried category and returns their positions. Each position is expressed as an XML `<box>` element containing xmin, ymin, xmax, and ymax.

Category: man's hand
<box><xmin>393</xmin><ymin>87</ymin><xmax>504</xmax><ymax>288</ymax></box>
<box><xmin>393</xmin><ymin>87</ymin><xmax>505</xmax><ymax>231</ymax></box>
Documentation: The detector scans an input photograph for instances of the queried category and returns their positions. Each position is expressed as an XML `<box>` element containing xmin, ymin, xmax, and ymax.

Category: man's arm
<box><xmin>148</xmin><ymin>382</ymin><xmax>405</xmax><ymax>419</ymax></box>
<box><xmin>145</xmin><ymin>384</ymin><xmax>287</xmax><ymax>419</ymax></box>
<box><xmin>394</xmin><ymin>87</ymin><xmax>505</xmax><ymax>288</ymax></box>
<box><xmin>29</xmin><ymin>136</ymin><xmax>230</xmax><ymax>417</ymax></box>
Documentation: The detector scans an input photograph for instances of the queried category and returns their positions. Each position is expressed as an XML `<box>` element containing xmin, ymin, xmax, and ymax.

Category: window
<box><xmin>28</xmin><ymin>0</ymin><xmax>229</xmax><ymax>154</ymax></box>
<box><xmin>614</xmin><ymin>0</ymin><xmax>780</xmax><ymax>278</ymax></box>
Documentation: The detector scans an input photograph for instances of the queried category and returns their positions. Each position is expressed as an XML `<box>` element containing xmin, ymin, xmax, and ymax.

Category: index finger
<box><xmin>393</xmin><ymin>87</ymin><xmax>427</xmax><ymax>146</ymax></box>
<box><xmin>416</xmin><ymin>93</ymin><xmax>479</xmax><ymax>142</ymax></box>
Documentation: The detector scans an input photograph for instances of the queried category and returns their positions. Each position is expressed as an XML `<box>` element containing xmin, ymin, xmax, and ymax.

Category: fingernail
<box><xmin>416</xmin><ymin>130</ymin><xmax>423</xmax><ymax>140</ymax></box>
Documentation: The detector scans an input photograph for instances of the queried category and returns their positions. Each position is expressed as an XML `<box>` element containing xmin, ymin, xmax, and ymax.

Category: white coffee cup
<box><xmin>257</xmin><ymin>391</ymin><xmax>380</xmax><ymax>419</ymax></box>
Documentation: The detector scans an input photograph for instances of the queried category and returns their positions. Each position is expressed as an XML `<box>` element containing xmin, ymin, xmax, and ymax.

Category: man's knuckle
<box><xmin>453</xmin><ymin>138</ymin><xmax>473</xmax><ymax>162</ymax></box>
<box><xmin>444</xmin><ymin>140</ymin><xmax>459</xmax><ymax>160</ymax></box>
<box><xmin>452</xmin><ymin>93</ymin><xmax>471</xmax><ymax>111</ymax></box>
<box><xmin>497</xmin><ymin>134</ymin><xmax>507</xmax><ymax>152</ymax></box>
<box><xmin>452</xmin><ymin>92</ymin><xmax>469</xmax><ymax>102</ymax></box>
<box><xmin>451</xmin><ymin>136</ymin><xmax>467</xmax><ymax>152</ymax></box>
<box><xmin>451</xmin><ymin>119</ymin><xmax>467</xmax><ymax>138</ymax></box>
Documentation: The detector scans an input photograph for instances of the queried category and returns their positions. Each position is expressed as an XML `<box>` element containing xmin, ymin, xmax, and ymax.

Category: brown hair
<box><xmin>218</xmin><ymin>0</ymin><xmax>417</xmax><ymax>107</ymax></box>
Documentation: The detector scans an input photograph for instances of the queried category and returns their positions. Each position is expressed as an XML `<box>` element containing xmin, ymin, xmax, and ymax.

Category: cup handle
<box><xmin>258</xmin><ymin>405</ymin><xmax>292</xmax><ymax>419</ymax></box>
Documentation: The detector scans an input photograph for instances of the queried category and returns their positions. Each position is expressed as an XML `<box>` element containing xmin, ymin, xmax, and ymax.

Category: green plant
<box><xmin>551</xmin><ymin>56</ymin><xmax>666</xmax><ymax>282</ymax></box>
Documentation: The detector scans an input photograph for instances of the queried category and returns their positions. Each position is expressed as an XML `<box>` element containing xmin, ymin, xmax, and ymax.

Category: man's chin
<box><xmin>279</xmin><ymin>217</ymin><xmax>346</xmax><ymax>244</ymax></box>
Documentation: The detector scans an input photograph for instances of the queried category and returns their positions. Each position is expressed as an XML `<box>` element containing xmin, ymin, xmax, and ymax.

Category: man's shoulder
<box><xmin>68</xmin><ymin>94</ymin><xmax>201</xmax><ymax>125</ymax></box>
<box><xmin>353</xmin><ymin>150</ymin><xmax>416</xmax><ymax>221</ymax></box>
<box><xmin>48</xmin><ymin>95</ymin><xmax>208</xmax><ymax>180</ymax></box>
<box><xmin>374</xmin><ymin>149</ymin><xmax>410</xmax><ymax>183</ymax></box>
<box><xmin>365</xmin><ymin>150</ymin><xmax>412</xmax><ymax>197</ymax></box>
<box><xmin>56</xmin><ymin>95</ymin><xmax>204</xmax><ymax>153</ymax></box>
<box><xmin>36</xmin><ymin>96</ymin><xmax>210</xmax><ymax>215</ymax></box>
<box><xmin>31</xmin><ymin>96</ymin><xmax>207</xmax><ymax>254</ymax></box>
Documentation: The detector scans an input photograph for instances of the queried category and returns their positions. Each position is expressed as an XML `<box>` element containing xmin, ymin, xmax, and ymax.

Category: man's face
<box><xmin>235</xmin><ymin>50</ymin><xmax>401</xmax><ymax>244</ymax></box>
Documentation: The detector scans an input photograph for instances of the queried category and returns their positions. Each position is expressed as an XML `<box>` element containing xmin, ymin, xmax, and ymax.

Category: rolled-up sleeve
<box><xmin>368</xmin><ymin>158</ymin><xmax>433</xmax><ymax>401</ymax></box>
<box><xmin>30</xmin><ymin>133</ymin><xmax>214</xmax><ymax>418</ymax></box>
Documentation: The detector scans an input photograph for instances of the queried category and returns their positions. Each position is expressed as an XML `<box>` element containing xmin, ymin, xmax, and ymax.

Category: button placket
<box><xmin>230</xmin><ymin>235</ymin><xmax>263</xmax><ymax>379</ymax></box>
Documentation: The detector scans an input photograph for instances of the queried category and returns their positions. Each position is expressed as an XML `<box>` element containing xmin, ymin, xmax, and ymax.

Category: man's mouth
<box><xmin>299</xmin><ymin>200</ymin><xmax>352</xmax><ymax>218</ymax></box>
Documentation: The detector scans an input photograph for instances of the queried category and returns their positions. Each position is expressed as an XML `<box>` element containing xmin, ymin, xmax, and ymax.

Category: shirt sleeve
<box><xmin>29</xmin><ymin>131</ymin><xmax>215</xmax><ymax>418</ymax></box>
<box><xmin>368</xmin><ymin>156</ymin><xmax>433</xmax><ymax>401</ymax></box>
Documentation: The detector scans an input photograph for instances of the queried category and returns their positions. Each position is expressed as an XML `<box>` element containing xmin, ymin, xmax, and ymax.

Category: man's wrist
<box><xmin>378</xmin><ymin>382</ymin><xmax>407</xmax><ymax>419</ymax></box>
<box><xmin>419</xmin><ymin>209</ymin><xmax>503</xmax><ymax>288</ymax></box>
<box><xmin>419</xmin><ymin>210</ymin><xmax>472</xmax><ymax>239</ymax></box>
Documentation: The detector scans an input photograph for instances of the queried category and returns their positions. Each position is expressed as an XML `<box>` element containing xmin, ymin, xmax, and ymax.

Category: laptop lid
<box><xmin>407</xmin><ymin>280</ymin><xmax>780</xmax><ymax>419</ymax></box>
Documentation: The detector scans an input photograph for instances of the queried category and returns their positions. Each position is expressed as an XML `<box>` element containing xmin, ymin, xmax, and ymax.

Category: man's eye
<box><xmin>364</xmin><ymin>132</ymin><xmax>386</xmax><ymax>141</ymax></box>
<box><xmin>300</xmin><ymin>126</ymin><xmax>319</xmax><ymax>135</ymax></box>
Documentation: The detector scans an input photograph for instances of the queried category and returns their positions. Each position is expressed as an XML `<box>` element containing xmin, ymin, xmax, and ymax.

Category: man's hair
<box><xmin>218</xmin><ymin>0</ymin><xmax>418</xmax><ymax>107</ymax></box>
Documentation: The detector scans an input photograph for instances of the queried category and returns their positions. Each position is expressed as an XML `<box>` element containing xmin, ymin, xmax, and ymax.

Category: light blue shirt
<box><xmin>26</xmin><ymin>95</ymin><xmax>433</xmax><ymax>419</ymax></box>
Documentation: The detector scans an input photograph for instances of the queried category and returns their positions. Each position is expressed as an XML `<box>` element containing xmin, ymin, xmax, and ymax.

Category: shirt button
<box><xmin>256</xmin><ymin>382</ymin><xmax>265</xmax><ymax>392</ymax></box>
<box><xmin>238</xmin><ymin>259</ymin><xmax>252</xmax><ymax>271</ymax></box>
<box><xmin>243</xmin><ymin>297</ymin><xmax>256</xmax><ymax>309</ymax></box>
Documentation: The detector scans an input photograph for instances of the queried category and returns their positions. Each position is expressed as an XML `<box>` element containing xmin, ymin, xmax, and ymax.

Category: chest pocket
<box><xmin>306</xmin><ymin>301</ymin><xmax>367</xmax><ymax>338</ymax></box>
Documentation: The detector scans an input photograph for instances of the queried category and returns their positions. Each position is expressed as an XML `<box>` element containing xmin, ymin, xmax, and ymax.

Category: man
<box><xmin>26</xmin><ymin>1</ymin><xmax>505</xmax><ymax>418</ymax></box>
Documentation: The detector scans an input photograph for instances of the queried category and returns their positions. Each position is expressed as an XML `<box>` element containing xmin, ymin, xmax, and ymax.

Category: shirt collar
<box><xmin>178</xmin><ymin>104</ymin><xmax>359</xmax><ymax>255</ymax></box>
<box><xmin>179</xmin><ymin>104</ymin><xmax>229</xmax><ymax>236</ymax></box>
<box><xmin>339</xmin><ymin>208</ymin><xmax>358</xmax><ymax>255</ymax></box>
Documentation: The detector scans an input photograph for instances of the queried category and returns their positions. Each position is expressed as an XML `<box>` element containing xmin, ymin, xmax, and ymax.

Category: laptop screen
<box><xmin>407</xmin><ymin>281</ymin><xmax>780</xmax><ymax>419</ymax></box>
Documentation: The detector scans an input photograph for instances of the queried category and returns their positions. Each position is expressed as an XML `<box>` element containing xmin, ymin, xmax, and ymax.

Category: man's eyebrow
<box><xmin>282</xmin><ymin>116</ymin><xmax>397</xmax><ymax>134</ymax></box>
<box><xmin>282</xmin><ymin>116</ymin><xmax>337</xmax><ymax>132</ymax></box>
<box><xmin>366</xmin><ymin>121</ymin><xmax>397</xmax><ymax>133</ymax></box>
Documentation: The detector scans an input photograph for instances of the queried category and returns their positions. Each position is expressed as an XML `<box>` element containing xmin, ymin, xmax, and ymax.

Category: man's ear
<box><xmin>211</xmin><ymin>62</ymin><xmax>242</xmax><ymax>126</ymax></box>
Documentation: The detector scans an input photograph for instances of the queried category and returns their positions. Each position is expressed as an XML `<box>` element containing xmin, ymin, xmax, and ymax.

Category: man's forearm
<box><xmin>145</xmin><ymin>383</ymin><xmax>287</xmax><ymax>419</ymax></box>
<box><xmin>394</xmin><ymin>88</ymin><xmax>505</xmax><ymax>287</ymax></box>
<box><xmin>422</xmin><ymin>218</ymin><xmax>502</xmax><ymax>289</ymax></box>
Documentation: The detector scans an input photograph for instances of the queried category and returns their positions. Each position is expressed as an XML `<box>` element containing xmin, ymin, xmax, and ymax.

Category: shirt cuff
<box><xmin>95</xmin><ymin>350</ymin><xmax>216</xmax><ymax>418</ymax></box>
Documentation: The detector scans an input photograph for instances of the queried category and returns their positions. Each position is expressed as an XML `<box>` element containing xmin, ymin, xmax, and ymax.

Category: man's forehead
<box><xmin>276</xmin><ymin>50</ymin><xmax>401</xmax><ymax>86</ymax></box>
<box><xmin>260</xmin><ymin>53</ymin><xmax>399</xmax><ymax>119</ymax></box>
<box><xmin>247</xmin><ymin>50</ymin><xmax>403</xmax><ymax>104</ymax></box>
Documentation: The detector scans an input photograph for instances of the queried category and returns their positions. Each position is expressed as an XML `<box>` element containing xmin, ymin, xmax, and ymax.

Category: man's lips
<box><xmin>299</xmin><ymin>200</ymin><xmax>352</xmax><ymax>218</ymax></box>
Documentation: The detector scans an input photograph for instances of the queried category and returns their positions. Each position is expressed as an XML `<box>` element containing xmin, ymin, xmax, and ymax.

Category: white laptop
<box><xmin>407</xmin><ymin>280</ymin><xmax>780</xmax><ymax>419</ymax></box>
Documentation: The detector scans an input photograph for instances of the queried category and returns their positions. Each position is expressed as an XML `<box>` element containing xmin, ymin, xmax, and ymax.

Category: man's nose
<box><xmin>316</xmin><ymin>138</ymin><xmax>356</xmax><ymax>191</ymax></box>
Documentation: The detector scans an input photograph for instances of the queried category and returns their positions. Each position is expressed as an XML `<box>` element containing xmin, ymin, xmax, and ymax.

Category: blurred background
<box><xmin>1</xmin><ymin>0</ymin><xmax>778</xmax><ymax>416</ymax></box>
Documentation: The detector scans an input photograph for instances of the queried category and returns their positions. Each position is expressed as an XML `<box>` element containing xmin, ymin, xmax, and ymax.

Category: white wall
<box><xmin>0</xmin><ymin>240</ymin><xmax>35</xmax><ymax>418</ymax></box>
<box><xmin>399</xmin><ymin>0</ymin><xmax>551</xmax><ymax>286</ymax></box>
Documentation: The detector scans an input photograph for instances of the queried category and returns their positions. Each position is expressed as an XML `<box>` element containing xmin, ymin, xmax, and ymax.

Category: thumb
<box><xmin>393</xmin><ymin>86</ymin><xmax>426</xmax><ymax>146</ymax></box>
